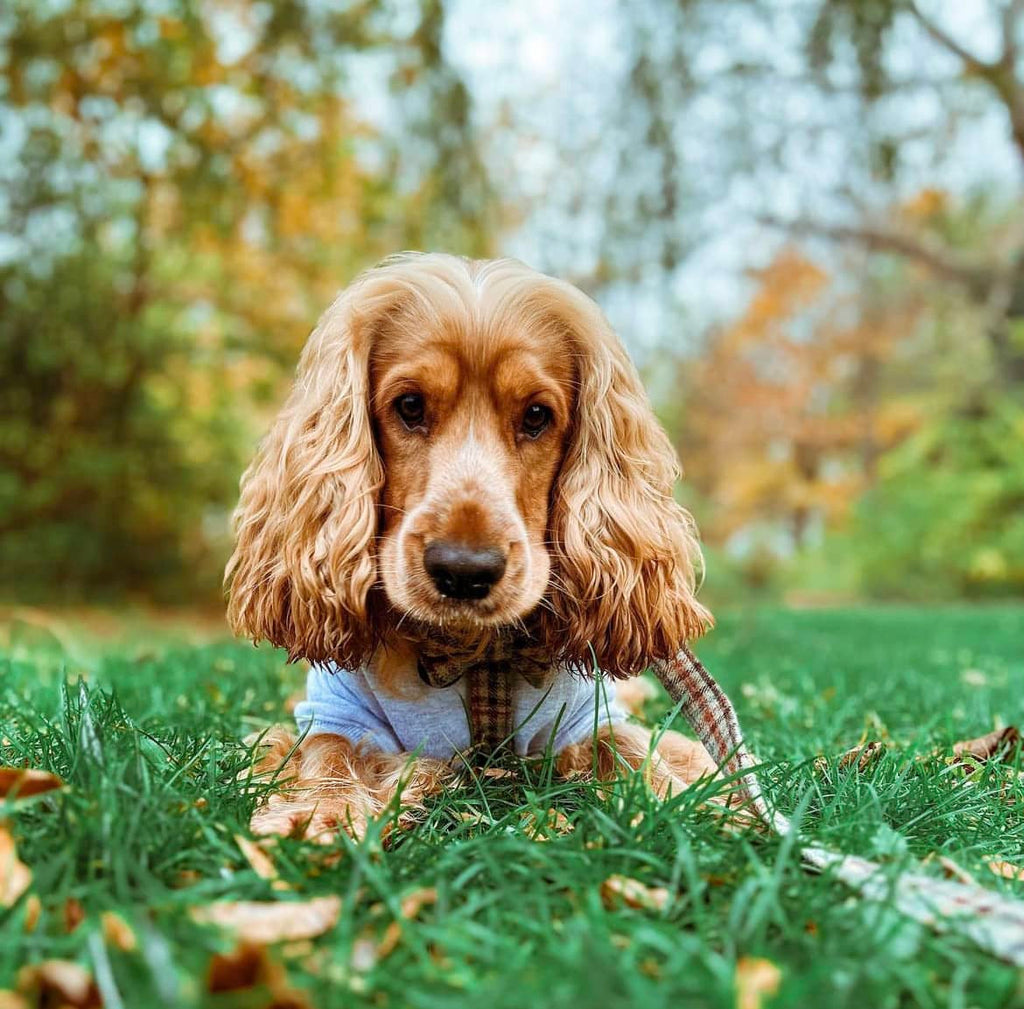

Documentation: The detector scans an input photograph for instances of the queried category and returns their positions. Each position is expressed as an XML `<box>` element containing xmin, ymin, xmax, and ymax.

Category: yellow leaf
<box><xmin>735</xmin><ymin>956</ymin><xmax>782</xmax><ymax>1009</ymax></box>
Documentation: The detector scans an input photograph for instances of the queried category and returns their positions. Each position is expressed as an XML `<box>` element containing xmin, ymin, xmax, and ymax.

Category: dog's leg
<box><xmin>555</xmin><ymin>722</ymin><xmax>718</xmax><ymax>798</ymax></box>
<box><xmin>246</xmin><ymin>728</ymin><xmax>453</xmax><ymax>841</ymax></box>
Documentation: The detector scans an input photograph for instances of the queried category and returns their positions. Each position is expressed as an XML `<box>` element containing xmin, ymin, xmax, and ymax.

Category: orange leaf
<box><xmin>599</xmin><ymin>875</ymin><xmax>669</xmax><ymax>912</ymax></box>
<box><xmin>987</xmin><ymin>860</ymin><xmax>1024</xmax><ymax>882</ymax></box>
<box><xmin>0</xmin><ymin>768</ymin><xmax>64</xmax><ymax>801</ymax></box>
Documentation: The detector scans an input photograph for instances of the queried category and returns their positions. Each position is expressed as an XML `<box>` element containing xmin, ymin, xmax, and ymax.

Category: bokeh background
<box><xmin>2</xmin><ymin>0</ymin><xmax>1023</xmax><ymax>616</ymax></box>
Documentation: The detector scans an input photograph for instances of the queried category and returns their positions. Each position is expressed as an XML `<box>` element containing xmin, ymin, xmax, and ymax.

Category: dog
<box><xmin>227</xmin><ymin>253</ymin><xmax>718</xmax><ymax>839</ymax></box>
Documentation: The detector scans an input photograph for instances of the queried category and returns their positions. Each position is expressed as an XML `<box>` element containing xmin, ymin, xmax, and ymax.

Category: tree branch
<box><xmin>1001</xmin><ymin>0</ymin><xmax>1023</xmax><ymax>70</ymax></box>
<box><xmin>758</xmin><ymin>214</ymin><xmax>994</xmax><ymax>297</ymax></box>
<box><xmin>907</xmin><ymin>2</ymin><xmax>994</xmax><ymax>74</ymax></box>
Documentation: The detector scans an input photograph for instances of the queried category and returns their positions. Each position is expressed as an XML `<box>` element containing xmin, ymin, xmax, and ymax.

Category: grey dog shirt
<box><xmin>295</xmin><ymin>656</ymin><xmax>627</xmax><ymax>760</ymax></box>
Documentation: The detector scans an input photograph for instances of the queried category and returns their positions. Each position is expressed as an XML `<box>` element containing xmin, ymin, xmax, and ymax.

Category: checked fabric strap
<box><xmin>413</xmin><ymin>630</ymin><xmax>552</xmax><ymax>751</ymax></box>
<box><xmin>654</xmin><ymin>646</ymin><xmax>1024</xmax><ymax>969</ymax></box>
<box><xmin>413</xmin><ymin>632</ymin><xmax>1024</xmax><ymax>966</ymax></box>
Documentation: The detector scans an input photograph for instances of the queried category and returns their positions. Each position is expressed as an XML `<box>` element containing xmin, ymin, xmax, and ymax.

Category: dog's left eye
<box><xmin>394</xmin><ymin>393</ymin><xmax>426</xmax><ymax>431</ymax></box>
<box><xmin>520</xmin><ymin>403</ymin><xmax>552</xmax><ymax>439</ymax></box>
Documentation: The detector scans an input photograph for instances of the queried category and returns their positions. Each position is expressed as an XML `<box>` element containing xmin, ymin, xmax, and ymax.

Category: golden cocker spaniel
<box><xmin>227</xmin><ymin>253</ymin><xmax>717</xmax><ymax>839</ymax></box>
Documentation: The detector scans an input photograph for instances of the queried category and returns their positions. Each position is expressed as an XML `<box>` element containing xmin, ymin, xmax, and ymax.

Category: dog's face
<box><xmin>227</xmin><ymin>254</ymin><xmax>710</xmax><ymax>677</ymax></box>
<box><xmin>371</xmin><ymin>320</ymin><xmax>573</xmax><ymax>628</ymax></box>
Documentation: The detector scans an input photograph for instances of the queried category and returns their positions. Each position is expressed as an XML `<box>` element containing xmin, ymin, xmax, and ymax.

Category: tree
<box><xmin>0</xmin><ymin>0</ymin><xmax>495</xmax><ymax>601</ymax></box>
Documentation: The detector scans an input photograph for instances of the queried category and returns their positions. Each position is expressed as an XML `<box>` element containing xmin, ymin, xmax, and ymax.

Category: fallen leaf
<box><xmin>482</xmin><ymin>767</ymin><xmax>514</xmax><ymax>779</ymax></box>
<box><xmin>987</xmin><ymin>859</ymin><xmax>1024</xmax><ymax>882</ymax></box>
<box><xmin>951</xmin><ymin>727</ymin><xmax>1020</xmax><ymax>764</ymax></box>
<box><xmin>16</xmin><ymin>961</ymin><xmax>100</xmax><ymax>1008</ymax></box>
<box><xmin>64</xmin><ymin>897</ymin><xmax>85</xmax><ymax>933</ymax></box>
<box><xmin>22</xmin><ymin>896</ymin><xmax>40</xmax><ymax>933</ymax></box>
<box><xmin>0</xmin><ymin>768</ymin><xmax>64</xmax><ymax>801</ymax></box>
<box><xmin>398</xmin><ymin>886</ymin><xmax>438</xmax><ymax>920</ymax></box>
<box><xmin>522</xmin><ymin>808</ymin><xmax>573</xmax><ymax>840</ymax></box>
<box><xmin>0</xmin><ymin>827</ymin><xmax>31</xmax><ymax>907</ymax></box>
<box><xmin>235</xmin><ymin>834</ymin><xmax>291</xmax><ymax>891</ymax></box>
<box><xmin>599</xmin><ymin>875</ymin><xmax>670</xmax><ymax>912</ymax></box>
<box><xmin>736</xmin><ymin>957</ymin><xmax>782</xmax><ymax>1009</ymax></box>
<box><xmin>101</xmin><ymin>911</ymin><xmax>137</xmax><ymax>952</ymax></box>
<box><xmin>191</xmin><ymin>896</ymin><xmax>341</xmax><ymax>944</ymax></box>
<box><xmin>208</xmin><ymin>942</ymin><xmax>309</xmax><ymax>1009</ymax></box>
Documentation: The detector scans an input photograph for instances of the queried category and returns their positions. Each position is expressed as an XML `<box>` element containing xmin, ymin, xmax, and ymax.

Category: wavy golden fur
<box><xmin>226</xmin><ymin>252</ymin><xmax>710</xmax><ymax>678</ymax></box>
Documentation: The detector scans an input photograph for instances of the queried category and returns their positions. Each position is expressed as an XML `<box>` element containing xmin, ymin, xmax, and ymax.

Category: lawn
<box><xmin>1</xmin><ymin>607</ymin><xmax>1023</xmax><ymax>1008</ymax></box>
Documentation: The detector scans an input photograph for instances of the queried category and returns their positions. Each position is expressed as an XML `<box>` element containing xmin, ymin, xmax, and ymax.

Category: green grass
<box><xmin>2</xmin><ymin>607</ymin><xmax>1024</xmax><ymax>1008</ymax></box>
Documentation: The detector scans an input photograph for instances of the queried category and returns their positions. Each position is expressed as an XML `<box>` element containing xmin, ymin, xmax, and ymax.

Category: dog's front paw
<box><xmin>250</xmin><ymin>792</ymin><xmax>370</xmax><ymax>843</ymax></box>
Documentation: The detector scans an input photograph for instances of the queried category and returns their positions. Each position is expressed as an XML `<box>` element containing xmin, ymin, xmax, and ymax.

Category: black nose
<box><xmin>423</xmin><ymin>541</ymin><xmax>507</xmax><ymax>600</ymax></box>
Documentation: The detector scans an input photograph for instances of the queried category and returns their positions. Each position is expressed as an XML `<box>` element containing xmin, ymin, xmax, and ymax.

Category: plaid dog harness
<box><xmin>414</xmin><ymin>631</ymin><xmax>553</xmax><ymax>751</ymax></box>
<box><xmin>414</xmin><ymin>632</ymin><xmax>1024</xmax><ymax>967</ymax></box>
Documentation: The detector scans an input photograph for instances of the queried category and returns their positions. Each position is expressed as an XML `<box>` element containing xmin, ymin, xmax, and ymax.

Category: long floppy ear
<box><xmin>541</xmin><ymin>285</ymin><xmax>713</xmax><ymax>678</ymax></box>
<box><xmin>225</xmin><ymin>272</ymin><xmax>396</xmax><ymax>665</ymax></box>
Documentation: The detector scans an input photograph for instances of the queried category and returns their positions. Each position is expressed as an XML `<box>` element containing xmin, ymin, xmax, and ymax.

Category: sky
<box><xmin>441</xmin><ymin>0</ymin><xmax>1022</xmax><ymax>356</ymax></box>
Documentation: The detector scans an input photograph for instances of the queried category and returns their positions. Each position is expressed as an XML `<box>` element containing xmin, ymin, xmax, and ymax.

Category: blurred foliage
<box><xmin>1</xmin><ymin>0</ymin><xmax>1023</xmax><ymax>604</ymax></box>
<box><xmin>0</xmin><ymin>0</ymin><xmax>493</xmax><ymax>602</ymax></box>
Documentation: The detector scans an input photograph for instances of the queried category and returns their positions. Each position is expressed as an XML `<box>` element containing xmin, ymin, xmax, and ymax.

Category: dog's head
<box><xmin>226</xmin><ymin>253</ymin><xmax>710</xmax><ymax>677</ymax></box>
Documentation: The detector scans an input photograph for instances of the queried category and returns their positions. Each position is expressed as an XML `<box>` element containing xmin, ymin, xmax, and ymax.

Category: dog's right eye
<box><xmin>394</xmin><ymin>393</ymin><xmax>426</xmax><ymax>431</ymax></box>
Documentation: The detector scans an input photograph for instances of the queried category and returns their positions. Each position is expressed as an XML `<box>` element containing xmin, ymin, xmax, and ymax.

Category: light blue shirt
<box><xmin>295</xmin><ymin>656</ymin><xmax>626</xmax><ymax>760</ymax></box>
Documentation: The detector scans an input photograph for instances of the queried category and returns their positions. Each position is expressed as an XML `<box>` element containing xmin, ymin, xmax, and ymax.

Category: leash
<box><xmin>410</xmin><ymin>623</ymin><xmax>1024</xmax><ymax>965</ymax></box>
<box><xmin>655</xmin><ymin>647</ymin><xmax>1024</xmax><ymax>968</ymax></box>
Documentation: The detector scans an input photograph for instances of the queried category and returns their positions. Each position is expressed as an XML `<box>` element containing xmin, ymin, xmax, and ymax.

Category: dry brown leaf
<box><xmin>101</xmin><ymin>911</ymin><xmax>137</xmax><ymax>952</ymax></box>
<box><xmin>987</xmin><ymin>859</ymin><xmax>1024</xmax><ymax>882</ymax></box>
<box><xmin>0</xmin><ymin>768</ymin><xmax>64</xmax><ymax>801</ymax></box>
<box><xmin>207</xmin><ymin>942</ymin><xmax>309</xmax><ymax>1009</ymax></box>
<box><xmin>16</xmin><ymin>960</ymin><xmax>100</xmax><ymax>1008</ymax></box>
<box><xmin>235</xmin><ymin>834</ymin><xmax>291</xmax><ymax>891</ymax></box>
<box><xmin>599</xmin><ymin>875</ymin><xmax>670</xmax><ymax>912</ymax></box>
<box><xmin>736</xmin><ymin>956</ymin><xmax>782</xmax><ymax>1009</ymax></box>
<box><xmin>0</xmin><ymin>827</ymin><xmax>31</xmax><ymax>908</ymax></box>
<box><xmin>951</xmin><ymin>727</ymin><xmax>1020</xmax><ymax>764</ymax></box>
<box><xmin>22</xmin><ymin>896</ymin><xmax>40</xmax><ymax>933</ymax></box>
<box><xmin>398</xmin><ymin>886</ymin><xmax>438</xmax><ymax>920</ymax></box>
<box><xmin>374</xmin><ymin>921</ymin><xmax>404</xmax><ymax>961</ymax></box>
<box><xmin>64</xmin><ymin>897</ymin><xmax>85</xmax><ymax>933</ymax></box>
<box><xmin>522</xmin><ymin>808</ymin><xmax>574</xmax><ymax>841</ymax></box>
<box><xmin>482</xmin><ymin>767</ymin><xmax>514</xmax><ymax>779</ymax></box>
<box><xmin>191</xmin><ymin>896</ymin><xmax>341</xmax><ymax>944</ymax></box>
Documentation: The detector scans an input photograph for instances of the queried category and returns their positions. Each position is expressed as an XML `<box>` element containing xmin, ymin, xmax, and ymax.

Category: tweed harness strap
<box><xmin>410</xmin><ymin>635</ymin><xmax>1024</xmax><ymax>967</ymax></box>
<box><xmin>413</xmin><ymin>630</ymin><xmax>553</xmax><ymax>751</ymax></box>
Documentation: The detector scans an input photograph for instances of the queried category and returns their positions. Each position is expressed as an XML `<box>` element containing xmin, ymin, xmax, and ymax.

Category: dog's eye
<box><xmin>394</xmin><ymin>393</ymin><xmax>426</xmax><ymax>431</ymax></box>
<box><xmin>520</xmin><ymin>403</ymin><xmax>552</xmax><ymax>439</ymax></box>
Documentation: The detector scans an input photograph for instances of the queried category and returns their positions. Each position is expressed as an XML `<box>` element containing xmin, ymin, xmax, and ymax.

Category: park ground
<box><xmin>0</xmin><ymin>606</ymin><xmax>1023</xmax><ymax>1008</ymax></box>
